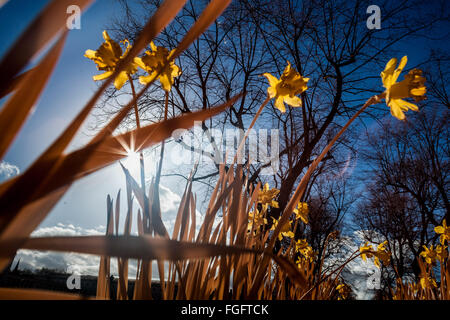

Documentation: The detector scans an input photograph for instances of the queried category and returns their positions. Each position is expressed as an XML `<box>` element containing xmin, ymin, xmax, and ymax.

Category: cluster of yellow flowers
<box><xmin>418</xmin><ymin>219</ymin><xmax>449</xmax><ymax>266</ymax></box>
<box><xmin>257</xmin><ymin>183</ymin><xmax>280</xmax><ymax>210</ymax></box>
<box><xmin>249</xmin><ymin>184</ymin><xmax>309</xmax><ymax>241</ymax></box>
<box><xmin>359</xmin><ymin>240</ymin><xmax>391</xmax><ymax>268</ymax></box>
<box><xmin>263</xmin><ymin>56</ymin><xmax>426</xmax><ymax>120</ymax></box>
<box><xmin>294</xmin><ymin>201</ymin><xmax>308</xmax><ymax>225</ymax></box>
<box><xmin>247</xmin><ymin>208</ymin><xmax>267</xmax><ymax>234</ymax></box>
<box><xmin>85</xmin><ymin>31</ymin><xmax>180</xmax><ymax>91</ymax></box>
<box><xmin>295</xmin><ymin>239</ymin><xmax>315</xmax><ymax>263</ymax></box>
<box><xmin>336</xmin><ymin>283</ymin><xmax>350</xmax><ymax>300</ymax></box>
<box><xmin>270</xmin><ymin>217</ymin><xmax>294</xmax><ymax>241</ymax></box>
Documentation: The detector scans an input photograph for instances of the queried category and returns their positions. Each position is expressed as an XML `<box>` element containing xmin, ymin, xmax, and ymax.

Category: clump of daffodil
<box><xmin>434</xmin><ymin>219</ymin><xmax>450</xmax><ymax>245</ymax></box>
<box><xmin>247</xmin><ymin>208</ymin><xmax>268</xmax><ymax>233</ymax></box>
<box><xmin>257</xmin><ymin>183</ymin><xmax>280</xmax><ymax>210</ymax></box>
<box><xmin>336</xmin><ymin>283</ymin><xmax>350</xmax><ymax>300</ymax></box>
<box><xmin>419</xmin><ymin>275</ymin><xmax>437</xmax><ymax>290</ymax></box>
<box><xmin>294</xmin><ymin>201</ymin><xmax>309</xmax><ymax>224</ymax></box>
<box><xmin>263</xmin><ymin>62</ymin><xmax>309</xmax><ymax>113</ymax></box>
<box><xmin>270</xmin><ymin>217</ymin><xmax>294</xmax><ymax>241</ymax></box>
<box><xmin>135</xmin><ymin>41</ymin><xmax>181</xmax><ymax>92</ymax></box>
<box><xmin>420</xmin><ymin>245</ymin><xmax>438</xmax><ymax>265</ymax></box>
<box><xmin>85</xmin><ymin>31</ymin><xmax>138</xmax><ymax>90</ymax></box>
<box><xmin>295</xmin><ymin>239</ymin><xmax>309</xmax><ymax>253</ymax></box>
<box><xmin>295</xmin><ymin>239</ymin><xmax>315</xmax><ymax>263</ymax></box>
<box><xmin>380</xmin><ymin>56</ymin><xmax>426</xmax><ymax>120</ymax></box>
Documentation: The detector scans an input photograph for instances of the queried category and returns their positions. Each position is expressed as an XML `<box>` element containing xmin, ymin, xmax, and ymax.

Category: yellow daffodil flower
<box><xmin>271</xmin><ymin>217</ymin><xmax>294</xmax><ymax>241</ymax></box>
<box><xmin>373</xmin><ymin>241</ymin><xmax>391</xmax><ymax>268</ymax></box>
<box><xmin>419</xmin><ymin>275</ymin><xmax>437</xmax><ymax>290</ymax></box>
<box><xmin>294</xmin><ymin>201</ymin><xmax>309</xmax><ymax>224</ymax></box>
<box><xmin>435</xmin><ymin>219</ymin><xmax>450</xmax><ymax>245</ymax></box>
<box><xmin>263</xmin><ymin>62</ymin><xmax>309</xmax><ymax>113</ymax></box>
<box><xmin>380</xmin><ymin>56</ymin><xmax>426</xmax><ymax>120</ymax></box>
<box><xmin>436</xmin><ymin>245</ymin><xmax>448</xmax><ymax>263</ymax></box>
<box><xmin>295</xmin><ymin>239</ymin><xmax>316</xmax><ymax>262</ymax></box>
<box><xmin>135</xmin><ymin>41</ymin><xmax>181</xmax><ymax>92</ymax></box>
<box><xmin>295</xmin><ymin>239</ymin><xmax>309</xmax><ymax>253</ymax></box>
<box><xmin>257</xmin><ymin>183</ymin><xmax>280</xmax><ymax>210</ymax></box>
<box><xmin>336</xmin><ymin>284</ymin><xmax>350</xmax><ymax>300</ymax></box>
<box><xmin>297</xmin><ymin>245</ymin><xmax>316</xmax><ymax>263</ymax></box>
<box><xmin>247</xmin><ymin>208</ymin><xmax>268</xmax><ymax>233</ymax></box>
<box><xmin>85</xmin><ymin>31</ymin><xmax>138</xmax><ymax>90</ymax></box>
<box><xmin>420</xmin><ymin>245</ymin><xmax>437</xmax><ymax>265</ymax></box>
<box><xmin>359</xmin><ymin>242</ymin><xmax>374</xmax><ymax>262</ymax></box>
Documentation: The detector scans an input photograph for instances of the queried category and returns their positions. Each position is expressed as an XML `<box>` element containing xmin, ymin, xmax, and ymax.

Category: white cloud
<box><xmin>0</xmin><ymin>160</ymin><xmax>20</xmax><ymax>182</ymax></box>
<box><xmin>30</xmin><ymin>223</ymin><xmax>105</xmax><ymax>238</ymax></box>
<box><xmin>13</xmin><ymin>223</ymin><xmax>170</xmax><ymax>280</ymax></box>
<box><xmin>325</xmin><ymin>230</ymin><xmax>385</xmax><ymax>300</ymax></box>
<box><xmin>10</xmin><ymin>184</ymin><xmax>220</xmax><ymax>282</ymax></box>
<box><xmin>159</xmin><ymin>184</ymin><xmax>207</xmax><ymax>237</ymax></box>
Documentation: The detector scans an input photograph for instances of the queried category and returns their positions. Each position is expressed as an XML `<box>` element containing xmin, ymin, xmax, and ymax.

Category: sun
<box><xmin>122</xmin><ymin>150</ymin><xmax>141</xmax><ymax>176</ymax></box>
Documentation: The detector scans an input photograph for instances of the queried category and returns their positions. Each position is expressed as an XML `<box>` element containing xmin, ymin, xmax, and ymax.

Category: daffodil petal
<box><xmin>263</xmin><ymin>73</ymin><xmax>279</xmax><ymax>88</ymax></box>
<box><xmin>388</xmin><ymin>99</ymin><xmax>406</xmax><ymax>120</ymax></box>
<box><xmin>282</xmin><ymin>61</ymin><xmax>292</xmax><ymax>75</ymax></box>
<box><xmin>381</xmin><ymin>57</ymin><xmax>397</xmax><ymax>87</ymax></box>
<box><xmin>267</xmin><ymin>86</ymin><xmax>277</xmax><ymax>98</ymax></box>
<box><xmin>93</xmin><ymin>71</ymin><xmax>113</xmax><ymax>81</ymax></box>
<box><xmin>411</xmin><ymin>87</ymin><xmax>426</xmax><ymax>96</ymax></box>
<box><xmin>435</xmin><ymin>226</ymin><xmax>445</xmax><ymax>234</ymax></box>
<box><xmin>84</xmin><ymin>50</ymin><xmax>97</xmax><ymax>60</ymax></box>
<box><xmin>150</xmin><ymin>41</ymin><xmax>157</xmax><ymax>52</ymax></box>
<box><xmin>274</xmin><ymin>96</ymin><xmax>286</xmax><ymax>113</ymax></box>
<box><xmin>398</xmin><ymin>99</ymin><xmax>419</xmax><ymax>111</ymax></box>
<box><xmin>114</xmin><ymin>71</ymin><xmax>129</xmax><ymax>90</ymax></box>
<box><xmin>134</xmin><ymin>57</ymin><xmax>146</xmax><ymax>70</ymax></box>
<box><xmin>284</xmin><ymin>95</ymin><xmax>302</xmax><ymax>107</ymax></box>
<box><xmin>392</xmin><ymin>56</ymin><xmax>408</xmax><ymax>83</ymax></box>
<box><xmin>160</xmin><ymin>73</ymin><xmax>172</xmax><ymax>91</ymax></box>
<box><xmin>171</xmin><ymin>64</ymin><xmax>181</xmax><ymax>77</ymax></box>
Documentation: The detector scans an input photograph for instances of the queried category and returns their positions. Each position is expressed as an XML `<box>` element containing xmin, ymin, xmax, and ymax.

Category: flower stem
<box><xmin>156</xmin><ymin>91</ymin><xmax>169</xmax><ymax>186</ymax></box>
<box><xmin>128</xmin><ymin>75</ymin><xmax>141</xmax><ymax>130</ymax></box>
<box><xmin>232</xmin><ymin>95</ymin><xmax>270</xmax><ymax>166</ymax></box>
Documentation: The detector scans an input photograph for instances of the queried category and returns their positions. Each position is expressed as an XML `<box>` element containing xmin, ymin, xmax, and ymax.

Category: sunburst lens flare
<box><xmin>122</xmin><ymin>149</ymin><xmax>141</xmax><ymax>176</ymax></box>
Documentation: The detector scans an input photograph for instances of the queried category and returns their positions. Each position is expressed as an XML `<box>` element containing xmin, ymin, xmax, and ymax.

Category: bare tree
<box><xmin>354</xmin><ymin>107</ymin><xmax>449</xmax><ymax>281</ymax></box>
<box><xmin>93</xmin><ymin>0</ymin><xmax>448</xmax><ymax>256</ymax></box>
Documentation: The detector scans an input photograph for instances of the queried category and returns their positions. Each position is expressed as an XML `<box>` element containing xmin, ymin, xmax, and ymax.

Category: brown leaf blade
<box><xmin>0</xmin><ymin>32</ymin><xmax>67</xmax><ymax>160</ymax></box>
<box><xmin>0</xmin><ymin>0</ymin><xmax>93</xmax><ymax>95</ymax></box>
<box><xmin>0</xmin><ymin>288</ymin><xmax>91</xmax><ymax>300</ymax></box>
